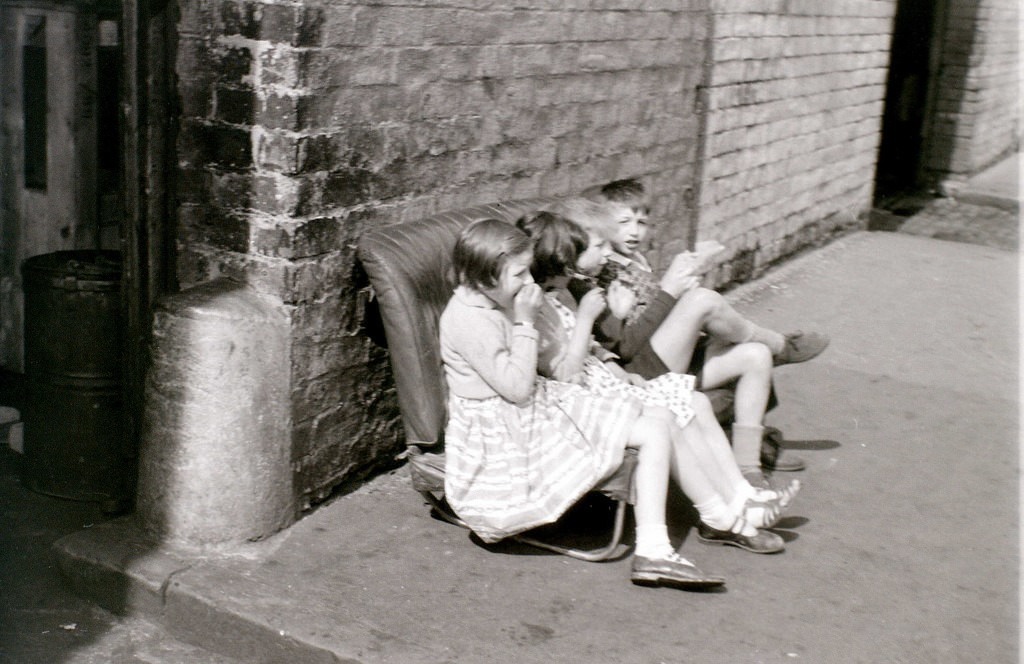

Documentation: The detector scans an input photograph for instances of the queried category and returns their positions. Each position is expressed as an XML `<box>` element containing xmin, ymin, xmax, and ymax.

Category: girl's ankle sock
<box><xmin>701</xmin><ymin>494</ymin><xmax>760</xmax><ymax>537</ymax></box>
<box><xmin>752</xmin><ymin>484</ymin><xmax>782</xmax><ymax>499</ymax></box>
<box><xmin>728</xmin><ymin>482</ymin><xmax>779</xmax><ymax>527</ymax></box>
<box><xmin>728</xmin><ymin>482</ymin><xmax>756</xmax><ymax>514</ymax></box>
<box><xmin>634</xmin><ymin>524</ymin><xmax>672</xmax><ymax>559</ymax></box>
<box><xmin>694</xmin><ymin>495</ymin><xmax>734</xmax><ymax>532</ymax></box>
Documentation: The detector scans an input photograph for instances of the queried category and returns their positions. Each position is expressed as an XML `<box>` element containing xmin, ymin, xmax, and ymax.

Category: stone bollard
<box><xmin>136</xmin><ymin>278</ymin><xmax>294</xmax><ymax>550</ymax></box>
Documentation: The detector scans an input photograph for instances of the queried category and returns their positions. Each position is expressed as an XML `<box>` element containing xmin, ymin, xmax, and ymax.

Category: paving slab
<box><xmin>953</xmin><ymin>152</ymin><xmax>1021</xmax><ymax>211</ymax></box>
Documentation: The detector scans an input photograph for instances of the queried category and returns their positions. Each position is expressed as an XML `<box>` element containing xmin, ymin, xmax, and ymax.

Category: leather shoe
<box><xmin>773</xmin><ymin>330</ymin><xmax>829</xmax><ymax>366</ymax></box>
<box><xmin>765</xmin><ymin>450</ymin><xmax>806</xmax><ymax>472</ymax></box>
<box><xmin>742</xmin><ymin>468</ymin><xmax>772</xmax><ymax>490</ymax></box>
<box><xmin>697</xmin><ymin>520</ymin><xmax>785</xmax><ymax>554</ymax></box>
<box><xmin>760</xmin><ymin>426</ymin><xmax>806</xmax><ymax>472</ymax></box>
<box><xmin>631</xmin><ymin>552</ymin><xmax>726</xmax><ymax>589</ymax></box>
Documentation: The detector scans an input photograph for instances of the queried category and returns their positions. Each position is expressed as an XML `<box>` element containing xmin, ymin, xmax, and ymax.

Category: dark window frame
<box><xmin>23</xmin><ymin>15</ymin><xmax>47</xmax><ymax>191</ymax></box>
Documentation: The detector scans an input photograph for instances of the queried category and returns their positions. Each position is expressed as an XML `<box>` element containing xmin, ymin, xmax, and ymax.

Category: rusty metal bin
<box><xmin>21</xmin><ymin>250</ymin><xmax>124</xmax><ymax>504</ymax></box>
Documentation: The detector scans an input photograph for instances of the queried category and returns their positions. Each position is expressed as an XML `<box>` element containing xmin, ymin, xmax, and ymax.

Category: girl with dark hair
<box><xmin>515</xmin><ymin>211</ymin><xmax>798</xmax><ymax>555</ymax></box>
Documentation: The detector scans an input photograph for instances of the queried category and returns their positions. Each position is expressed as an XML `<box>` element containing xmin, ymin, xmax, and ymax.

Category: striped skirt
<box><xmin>444</xmin><ymin>377</ymin><xmax>643</xmax><ymax>543</ymax></box>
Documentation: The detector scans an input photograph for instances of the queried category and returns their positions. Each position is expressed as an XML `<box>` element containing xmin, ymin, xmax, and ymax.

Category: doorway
<box><xmin>873</xmin><ymin>0</ymin><xmax>945</xmax><ymax>209</ymax></box>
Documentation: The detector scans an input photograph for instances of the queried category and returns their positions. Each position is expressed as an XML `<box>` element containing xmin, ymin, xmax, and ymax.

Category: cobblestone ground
<box><xmin>881</xmin><ymin>196</ymin><xmax>1019</xmax><ymax>252</ymax></box>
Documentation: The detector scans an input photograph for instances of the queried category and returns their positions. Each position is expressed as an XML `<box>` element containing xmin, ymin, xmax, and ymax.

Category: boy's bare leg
<box><xmin>649</xmin><ymin>288</ymin><xmax>785</xmax><ymax>373</ymax></box>
<box><xmin>690</xmin><ymin>288</ymin><xmax>786</xmax><ymax>354</ymax></box>
<box><xmin>647</xmin><ymin>293</ymin><xmax>707</xmax><ymax>373</ymax></box>
<box><xmin>701</xmin><ymin>341</ymin><xmax>806</xmax><ymax>477</ymax></box>
<box><xmin>699</xmin><ymin>341</ymin><xmax>773</xmax><ymax>428</ymax></box>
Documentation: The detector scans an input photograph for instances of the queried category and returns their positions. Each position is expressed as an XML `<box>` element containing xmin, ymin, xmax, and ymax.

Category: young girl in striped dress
<box><xmin>439</xmin><ymin>219</ymin><xmax>726</xmax><ymax>590</ymax></box>
<box><xmin>515</xmin><ymin>210</ymin><xmax>798</xmax><ymax>554</ymax></box>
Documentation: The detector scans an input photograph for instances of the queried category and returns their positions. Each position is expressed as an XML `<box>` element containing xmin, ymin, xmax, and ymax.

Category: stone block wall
<box><xmin>924</xmin><ymin>0</ymin><xmax>1019</xmax><ymax>183</ymax></box>
<box><xmin>696</xmin><ymin>0</ymin><xmax>896</xmax><ymax>286</ymax></box>
<box><xmin>173</xmin><ymin>0</ymin><xmax>708</xmax><ymax>507</ymax></box>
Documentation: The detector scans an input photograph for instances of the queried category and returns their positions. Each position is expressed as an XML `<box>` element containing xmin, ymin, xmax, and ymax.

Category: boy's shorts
<box><xmin>624</xmin><ymin>336</ymin><xmax>712</xmax><ymax>385</ymax></box>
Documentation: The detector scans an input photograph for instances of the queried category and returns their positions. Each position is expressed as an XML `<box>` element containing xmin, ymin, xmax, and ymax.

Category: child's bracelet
<box><xmin>513</xmin><ymin>320</ymin><xmax>534</xmax><ymax>330</ymax></box>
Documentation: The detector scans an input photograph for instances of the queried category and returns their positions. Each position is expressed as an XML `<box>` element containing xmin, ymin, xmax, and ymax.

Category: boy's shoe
<box><xmin>773</xmin><ymin>331</ymin><xmax>830</xmax><ymax>366</ymax></box>
<box><xmin>742</xmin><ymin>468</ymin><xmax>773</xmax><ymax>490</ymax></box>
<box><xmin>765</xmin><ymin>451</ymin><xmax>806</xmax><ymax>472</ymax></box>
<box><xmin>760</xmin><ymin>426</ymin><xmax>806</xmax><ymax>471</ymax></box>
<box><xmin>630</xmin><ymin>552</ymin><xmax>725</xmax><ymax>590</ymax></box>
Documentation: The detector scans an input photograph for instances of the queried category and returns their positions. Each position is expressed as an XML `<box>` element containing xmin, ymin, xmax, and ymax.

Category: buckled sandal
<box><xmin>697</xmin><ymin>517</ymin><xmax>785</xmax><ymax>554</ymax></box>
<box><xmin>743</xmin><ymin>470</ymin><xmax>801</xmax><ymax>508</ymax></box>
<box><xmin>771</xmin><ymin>478</ymin><xmax>800</xmax><ymax>508</ymax></box>
<box><xmin>743</xmin><ymin>497</ymin><xmax>782</xmax><ymax>529</ymax></box>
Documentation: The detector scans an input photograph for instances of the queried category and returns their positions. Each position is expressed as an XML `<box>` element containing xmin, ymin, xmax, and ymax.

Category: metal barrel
<box><xmin>21</xmin><ymin>250</ymin><xmax>124</xmax><ymax>503</ymax></box>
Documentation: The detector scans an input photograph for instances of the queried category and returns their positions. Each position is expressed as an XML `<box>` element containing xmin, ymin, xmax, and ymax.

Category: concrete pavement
<box><xmin>0</xmin><ymin>434</ymin><xmax>242</xmax><ymax>663</ymax></box>
<box><xmin>946</xmin><ymin>151</ymin><xmax>1021</xmax><ymax>212</ymax></box>
<box><xmin>4</xmin><ymin>161</ymin><xmax>1018</xmax><ymax>662</ymax></box>
<box><xmin>46</xmin><ymin>223</ymin><xmax>1019</xmax><ymax>663</ymax></box>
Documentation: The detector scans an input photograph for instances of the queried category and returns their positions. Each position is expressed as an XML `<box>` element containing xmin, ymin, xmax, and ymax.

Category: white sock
<box><xmin>693</xmin><ymin>495</ymin><xmax>734</xmax><ymax>532</ymax></box>
<box><xmin>732</xmin><ymin>423</ymin><xmax>765</xmax><ymax>470</ymax></box>
<box><xmin>728</xmin><ymin>482</ymin><xmax>756</xmax><ymax>514</ymax></box>
<box><xmin>634</xmin><ymin>523</ymin><xmax>672</xmax><ymax>559</ymax></box>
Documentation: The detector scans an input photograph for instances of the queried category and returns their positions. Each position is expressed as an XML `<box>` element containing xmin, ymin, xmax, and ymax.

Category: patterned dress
<box><xmin>543</xmin><ymin>290</ymin><xmax>696</xmax><ymax>428</ymax></box>
<box><xmin>440</xmin><ymin>287</ymin><xmax>643</xmax><ymax>543</ymax></box>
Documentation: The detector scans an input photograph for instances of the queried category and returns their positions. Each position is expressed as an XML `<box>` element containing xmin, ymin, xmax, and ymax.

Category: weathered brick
<box><xmin>179</xmin><ymin>82</ymin><xmax>214</xmax><ymax>120</ymax></box>
<box><xmin>258</xmin><ymin>47</ymin><xmax>302</xmax><ymax>88</ymax></box>
<box><xmin>256</xmin><ymin>3</ymin><xmax>299</xmax><ymax>44</ymax></box>
<box><xmin>250</xmin><ymin>223</ymin><xmax>292</xmax><ymax>258</ymax></box>
<box><xmin>177</xmin><ymin>36</ymin><xmax>215</xmax><ymax>80</ymax></box>
<box><xmin>215</xmin><ymin>87</ymin><xmax>256</xmax><ymax>125</ymax></box>
<box><xmin>320</xmin><ymin>168</ymin><xmax>374</xmax><ymax>210</ymax></box>
<box><xmin>293</xmin><ymin>216</ymin><xmax>345</xmax><ymax>258</ymax></box>
<box><xmin>287</xmin><ymin>250</ymin><xmax>357</xmax><ymax>305</ymax></box>
<box><xmin>178</xmin><ymin>205</ymin><xmax>249</xmax><ymax>254</ymax></box>
<box><xmin>177</xmin><ymin>0</ymin><xmax>218</xmax><ymax>35</ymax></box>
<box><xmin>178</xmin><ymin>121</ymin><xmax>253</xmax><ymax>169</ymax></box>
<box><xmin>212</xmin><ymin>45</ymin><xmax>253</xmax><ymax>85</ymax></box>
<box><xmin>319</xmin><ymin>7</ymin><xmax>376</xmax><ymax>47</ymax></box>
<box><xmin>255</xmin><ymin>130</ymin><xmax>300</xmax><ymax>173</ymax></box>
<box><xmin>175</xmin><ymin>167</ymin><xmax>212</xmax><ymax>205</ymax></box>
<box><xmin>259</xmin><ymin>93</ymin><xmax>314</xmax><ymax>131</ymax></box>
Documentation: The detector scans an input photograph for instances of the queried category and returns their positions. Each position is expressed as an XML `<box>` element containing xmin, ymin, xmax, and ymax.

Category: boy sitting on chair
<box><xmin>565</xmin><ymin>180</ymin><xmax>829</xmax><ymax>487</ymax></box>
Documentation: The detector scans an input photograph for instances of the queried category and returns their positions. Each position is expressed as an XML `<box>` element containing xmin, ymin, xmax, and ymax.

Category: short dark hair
<box><xmin>600</xmin><ymin>178</ymin><xmax>646</xmax><ymax>203</ymax></box>
<box><xmin>516</xmin><ymin>211</ymin><xmax>589</xmax><ymax>283</ymax></box>
<box><xmin>453</xmin><ymin>218</ymin><xmax>532</xmax><ymax>290</ymax></box>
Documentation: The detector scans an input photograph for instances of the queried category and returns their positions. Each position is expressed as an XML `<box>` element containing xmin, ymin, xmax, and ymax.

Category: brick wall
<box><xmin>925</xmin><ymin>0</ymin><xmax>1019</xmax><ymax>182</ymax></box>
<box><xmin>696</xmin><ymin>0</ymin><xmax>896</xmax><ymax>286</ymax></box>
<box><xmin>173</xmin><ymin>0</ymin><xmax>708</xmax><ymax>507</ymax></box>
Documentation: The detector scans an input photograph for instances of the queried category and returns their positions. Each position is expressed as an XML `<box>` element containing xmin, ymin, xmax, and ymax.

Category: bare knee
<box><xmin>626</xmin><ymin>409</ymin><xmax>675</xmax><ymax>450</ymax></box>
<box><xmin>680</xmin><ymin>287</ymin><xmax>726</xmax><ymax>318</ymax></box>
<box><xmin>735</xmin><ymin>342</ymin><xmax>773</xmax><ymax>377</ymax></box>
